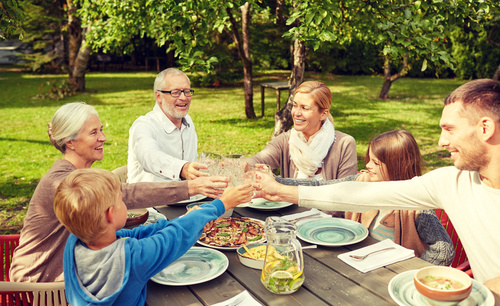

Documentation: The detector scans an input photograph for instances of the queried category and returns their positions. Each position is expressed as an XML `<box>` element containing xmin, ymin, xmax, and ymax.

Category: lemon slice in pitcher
<box><xmin>271</xmin><ymin>271</ymin><xmax>293</xmax><ymax>279</ymax></box>
<box><xmin>290</xmin><ymin>278</ymin><xmax>304</xmax><ymax>290</ymax></box>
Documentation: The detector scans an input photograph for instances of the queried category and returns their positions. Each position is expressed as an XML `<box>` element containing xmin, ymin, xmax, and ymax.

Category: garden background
<box><xmin>1</xmin><ymin>0</ymin><xmax>500</xmax><ymax>234</ymax></box>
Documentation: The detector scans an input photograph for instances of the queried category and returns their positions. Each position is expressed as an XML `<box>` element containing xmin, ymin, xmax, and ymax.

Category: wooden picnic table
<box><xmin>259</xmin><ymin>82</ymin><xmax>290</xmax><ymax>117</ymax></box>
<box><xmin>146</xmin><ymin>201</ymin><xmax>446</xmax><ymax>305</ymax></box>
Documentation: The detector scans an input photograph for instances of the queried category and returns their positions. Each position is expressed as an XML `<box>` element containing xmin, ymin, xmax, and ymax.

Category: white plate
<box><xmin>197</xmin><ymin>217</ymin><xmax>266</xmax><ymax>250</ymax></box>
<box><xmin>247</xmin><ymin>198</ymin><xmax>293</xmax><ymax>211</ymax></box>
<box><xmin>388</xmin><ymin>270</ymin><xmax>494</xmax><ymax>306</ymax></box>
<box><xmin>296</xmin><ymin>218</ymin><xmax>368</xmax><ymax>247</ymax></box>
<box><xmin>171</xmin><ymin>194</ymin><xmax>207</xmax><ymax>205</ymax></box>
<box><xmin>150</xmin><ymin>247</ymin><xmax>228</xmax><ymax>286</ymax></box>
<box><xmin>143</xmin><ymin>209</ymin><xmax>167</xmax><ymax>225</ymax></box>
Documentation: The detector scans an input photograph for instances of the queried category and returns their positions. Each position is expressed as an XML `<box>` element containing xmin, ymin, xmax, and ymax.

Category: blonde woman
<box><xmin>247</xmin><ymin>81</ymin><xmax>357</xmax><ymax>180</ymax></box>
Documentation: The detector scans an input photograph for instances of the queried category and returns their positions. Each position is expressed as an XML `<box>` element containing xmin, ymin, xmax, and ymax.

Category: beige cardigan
<box><xmin>247</xmin><ymin>129</ymin><xmax>358</xmax><ymax>180</ymax></box>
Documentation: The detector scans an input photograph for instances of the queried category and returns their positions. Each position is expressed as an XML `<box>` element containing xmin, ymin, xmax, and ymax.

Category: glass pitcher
<box><xmin>260</xmin><ymin>216</ymin><xmax>304</xmax><ymax>294</ymax></box>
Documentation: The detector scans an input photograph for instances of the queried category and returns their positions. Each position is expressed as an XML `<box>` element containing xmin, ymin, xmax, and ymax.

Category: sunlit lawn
<box><xmin>0</xmin><ymin>68</ymin><xmax>462</xmax><ymax>234</ymax></box>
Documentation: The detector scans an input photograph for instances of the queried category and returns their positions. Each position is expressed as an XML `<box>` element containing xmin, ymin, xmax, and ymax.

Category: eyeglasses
<box><xmin>157</xmin><ymin>89</ymin><xmax>194</xmax><ymax>97</ymax></box>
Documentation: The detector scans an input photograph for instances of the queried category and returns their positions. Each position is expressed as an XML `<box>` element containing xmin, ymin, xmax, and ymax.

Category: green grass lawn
<box><xmin>0</xmin><ymin>68</ymin><xmax>461</xmax><ymax>234</ymax></box>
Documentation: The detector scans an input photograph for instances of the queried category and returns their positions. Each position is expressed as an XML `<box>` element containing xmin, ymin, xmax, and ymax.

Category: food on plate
<box><xmin>418</xmin><ymin>275</ymin><xmax>465</xmax><ymax>290</ymax></box>
<box><xmin>199</xmin><ymin>217</ymin><xmax>265</xmax><ymax>247</ymax></box>
<box><xmin>241</xmin><ymin>245</ymin><xmax>284</xmax><ymax>262</ymax></box>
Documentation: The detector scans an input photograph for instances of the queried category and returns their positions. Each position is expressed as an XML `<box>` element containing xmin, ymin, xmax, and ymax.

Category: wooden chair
<box><xmin>434</xmin><ymin>209</ymin><xmax>473</xmax><ymax>277</ymax></box>
<box><xmin>0</xmin><ymin>281</ymin><xmax>68</xmax><ymax>306</ymax></box>
<box><xmin>112</xmin><ymin>165</ymin><xmax>128</xmax><ymax>183</ymax></box>
<box><xmin>1</xmin><ymin>235</ymin><xmax>20</xmax><ymax>282</ymax></box>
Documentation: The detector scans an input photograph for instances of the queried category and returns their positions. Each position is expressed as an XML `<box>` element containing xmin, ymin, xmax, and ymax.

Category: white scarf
<box><xmin>289</xmin><ymin>119</ymin><xmax>336</xmax><ymax>179</ymax></box>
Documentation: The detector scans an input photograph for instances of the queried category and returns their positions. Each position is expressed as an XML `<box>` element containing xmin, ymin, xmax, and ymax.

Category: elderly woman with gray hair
<box><xmin>10</xmin><ymin>102</ymin><xmax>228</xmax><ymax>283</ymax></box>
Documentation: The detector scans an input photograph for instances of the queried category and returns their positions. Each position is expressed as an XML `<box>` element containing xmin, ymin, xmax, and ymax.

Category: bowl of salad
<box><xmin>125</xmin><ymin>208</ymin><xmax>149</xmax><ymax>227</ymax></box>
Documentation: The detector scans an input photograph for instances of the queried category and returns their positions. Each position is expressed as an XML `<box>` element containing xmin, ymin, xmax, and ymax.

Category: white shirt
<box><xmin>299</xmin><ymin>166</ymin><xmax>500</xmax><ymax>283</ymax></box>
<box><xmin>127</xmin><ymin>104</ymin><xmax>198</xmax><ymax>183</ymax></box>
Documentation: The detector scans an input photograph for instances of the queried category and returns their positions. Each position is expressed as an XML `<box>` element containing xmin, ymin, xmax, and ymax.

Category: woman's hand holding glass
<box><xmin>252</xmin><ymin>165</ymin><xmax>284</xmax><ymax>202</ymax></box>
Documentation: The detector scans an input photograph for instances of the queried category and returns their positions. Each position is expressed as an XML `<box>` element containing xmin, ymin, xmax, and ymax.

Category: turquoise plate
<box><xmin>296</xmin><ymin>218</ymin><xmax>368</xmax><ymax>246</ymax></box>
<box><xmin>248</xmin><ymin>198</ymin><xmax>293</xmax><ymax>211</ymax></box>
<box><xmin>388</xmin><ymin>270</ymin><xmax>494</xmax><ymax>306</ymax></box>
<box><xmin>150</xmin><ymin>247</ymin><xmax>229</xmax><ymax>286</ymax></box>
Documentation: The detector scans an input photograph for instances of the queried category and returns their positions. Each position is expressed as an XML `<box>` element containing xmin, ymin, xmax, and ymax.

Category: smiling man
<box><xmin>255</xmin><ymin>79</ymin><xmax>500</xmax><ymax>293</ymax></box>
<box><xmin>127</xmin><ymin>68</ymin><xmax>208</xmax><ymax>183</ymax></box>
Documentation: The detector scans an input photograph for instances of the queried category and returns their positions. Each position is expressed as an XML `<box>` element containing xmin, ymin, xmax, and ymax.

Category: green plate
<box><xmin>296</xmin><ymin>218</ymin><xmax>368</xmax><ymax>246</ymax></box>
<box><xmin>151</xmin><ymin>247</ymin><xmax>228</xmax><ymax>286</ymax></box>
<box><xmin>248</xmin><ymin>198</ymin><xmax>293</xmax><ymax>211</ymax></box>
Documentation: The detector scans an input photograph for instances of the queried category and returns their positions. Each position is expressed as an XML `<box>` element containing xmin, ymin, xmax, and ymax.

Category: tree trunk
<box><xmin>379</xmin><ymin>79</ymin><xmax>392</xmax><ymax>100</ymax></box>
<box><xmin>71</xmin><ymin>27</ymin><xmax>92</xmax><ymax>91</ymax></box>
<box><xmin>66</xmin><ymin>0</ymin><xmax>91</xmax><ymax>92</ymax></box>
<box><xmin>67</xmin><ymin>0</ymin><xmax>80</xmax><ymax>80</ymax></box>
<box><xmin>226</xmin><ymin>3</ymin><xmax>256</xmax><ymax>119</ymax></box>
<box><xmin>493</xmin><ymin>64</ymin><xmax>500</xmax><ymax>81</ymax></box>
<box><xmin>240</xmin><ymin>3</ymin><xmax>255</xmax><ymax>119</ymax></box>
<box><xmin>276</xmin><ymin>0</ymin><xmax>285</xmax><ymax>25</ymax></box>
<box><xmin>272</xmin><ymin>39</ymin><xmax>305</xmax><ymax>137</ymax></box>
<box><xmin>378</xmin><ymin>53</ymin><xmax>409</xmax><ymax>100</ymax></box>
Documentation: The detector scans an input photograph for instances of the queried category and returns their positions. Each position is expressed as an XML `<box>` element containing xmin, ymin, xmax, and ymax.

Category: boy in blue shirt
<box><xmin>54</xmin><ymin>168</ymin><xmax>253</xmax><ymax>305</ymax></box>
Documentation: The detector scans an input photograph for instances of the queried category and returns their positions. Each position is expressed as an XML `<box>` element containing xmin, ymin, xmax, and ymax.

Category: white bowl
<box><xmin>414</xmin><ymin>266</ymin><xmax>473</xmax><ymax>306</ymax></box>
<box><xmin>237</xmin><ymin>243</ymin><xmax>266</xmax><ymax>269</ymax></box>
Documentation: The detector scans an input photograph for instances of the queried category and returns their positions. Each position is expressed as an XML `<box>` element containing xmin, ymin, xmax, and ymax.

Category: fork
<box><xmin>349</xmin><ymin>247</ymin><xmax>396</xmax><ymax>260</ymax></box>
<box><xmin>289</xmin><ymin>212</ymin><xmax>322</xmax><ymax>223</ymax></box>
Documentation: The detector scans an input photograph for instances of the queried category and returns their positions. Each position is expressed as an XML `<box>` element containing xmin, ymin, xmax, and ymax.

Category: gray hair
<box><xmin>153</xmin><ymin>68</ymin><xmax>190</xmax><ymax>92</ymax></box>
<box><xmin>48</xmin><ymin>102</ymin><xmax>98</xmax><ymax>154</ymax></box>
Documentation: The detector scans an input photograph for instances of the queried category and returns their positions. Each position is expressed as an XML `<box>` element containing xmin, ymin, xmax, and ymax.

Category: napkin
<box><xmin>281</xmin><ymin>208</ymin><xmax>331</xmax><ymax>222</ymax></box>
<box><xmin>338</xmin><ymin>239</ymin><xmax>415</xmax><ymax>273</ymax></box>
<box><xmin>212</xmin><ymin>290</ymin><xmax>263</xmax><ymax>306</ymax></box>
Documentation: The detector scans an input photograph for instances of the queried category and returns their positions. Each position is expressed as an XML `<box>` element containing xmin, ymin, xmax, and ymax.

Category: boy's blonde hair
<box><xmin>54</xmin><ymin>168</ymin><xmax>121</xmax><ymax>244</ymax></box>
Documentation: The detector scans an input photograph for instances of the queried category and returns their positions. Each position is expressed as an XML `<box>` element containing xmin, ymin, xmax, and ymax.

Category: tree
<box><xmin>18</xmin><ymin>0</ymin><xmax>67</xmax><ymax>73</ymax></box>
<box><xmin>226</xmin><ymin>2</ymin><xmax>255</xmax><ymax>118</ymax></box>
<box><xmin>270</xmin><ymin>0</ymin><xmax>496</xmax><ymax>136</ymax></box>
<box><xmin>485</xmin><ymin>7</ymin><xmax>500</xmax><ymax>80</ymax></box>
<box><xmin>490</xmin><ymin>28</ymin><xmax>500</xmax><ymax>80</ymax></box>
<box><xmin>0</xmin><ymin>0</ymin><xmax>24</xmax><ymax>39</ymax></box>
<box><xmin>77</xmin><ymin>0</ymin><xmax>265</xmax><ymax>118</ymax></box>
<box><xmin>67</xmin><ymin>0</ymin><xmax>91</xmax><ymax>91</ymax></box>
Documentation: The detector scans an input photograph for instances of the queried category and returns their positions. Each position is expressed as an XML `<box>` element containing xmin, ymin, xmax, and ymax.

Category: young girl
<box><xmin>276</xmin><ymin>129</ymin><xmax>455</xmax><ymax>266</ymax></box>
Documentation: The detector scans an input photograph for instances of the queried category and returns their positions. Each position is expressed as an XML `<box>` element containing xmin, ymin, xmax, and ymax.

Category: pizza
<box><xmin>199</xmin><ymin>217</ymin><xmax>265</xmax><ymax>248</ymax></box>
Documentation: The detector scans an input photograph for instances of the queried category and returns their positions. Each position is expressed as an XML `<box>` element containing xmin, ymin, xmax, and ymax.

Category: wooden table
<box><xmin>259</xmin><ymin>82</ymin><xmax>290</xmax><ymax>117</ymax></box>
<box><xmin>146</xmin><ymin>202</ymin><xmax>441</xmax><ymax>306</ymax></box>
<box><xmin>145</xmin><ymin>57</ymin><xmax>164</xmax><ymax>72</ymax></box>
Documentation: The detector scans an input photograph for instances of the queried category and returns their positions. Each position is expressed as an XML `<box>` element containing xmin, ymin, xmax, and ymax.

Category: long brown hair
<box><xmin>365</xmin><ymin>129</ymin><xmax>422</xmax><ymax>181</ymax></box>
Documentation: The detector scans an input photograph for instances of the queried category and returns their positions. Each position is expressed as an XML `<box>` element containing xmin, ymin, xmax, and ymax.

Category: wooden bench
<box><xmin>259</xmin><ymin>81</ymin><xmax>290</xmax><ymax>116</ymax></box>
